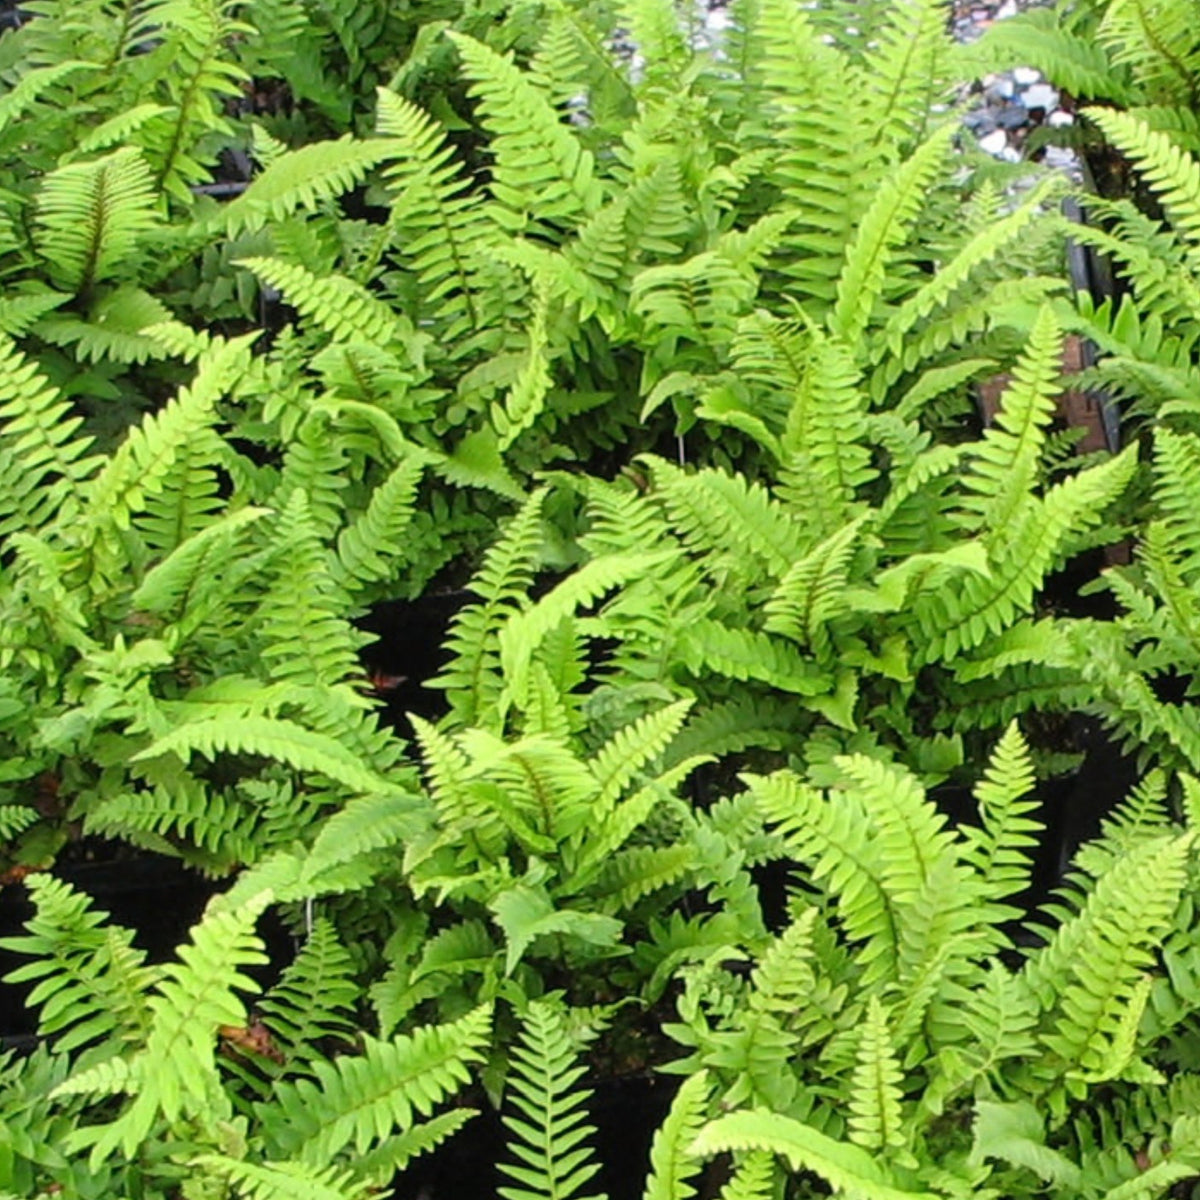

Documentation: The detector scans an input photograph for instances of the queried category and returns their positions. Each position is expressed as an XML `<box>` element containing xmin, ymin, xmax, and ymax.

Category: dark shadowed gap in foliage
<box><xmin>359</xmin><ymin>581</ymin><xmax>621</xmax><ymax>737</ymax></box>
<box><xmin>357</xmin><ymin>589</ymin><xmax>473</xmax><ymax>733</ymax></box>
<box><xmin>393</xmin><ymin>1075</ymin><xmax>675</xmax><ymax>1200</ymax></box>
<box><xmin>1042</xmin><ymin>546</ymin><xmax>1123</xmax><ymax>622</ymax></box>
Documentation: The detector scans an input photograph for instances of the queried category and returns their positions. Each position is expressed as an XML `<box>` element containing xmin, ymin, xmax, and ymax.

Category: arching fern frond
<box><xmin>448</xmin><ymin>31</ymin><xmax>602</xmax><ymax>233</ymax></box>
<box><xmin>133</xmin><ymin>715</ymin><xmax>393</xmax><ymax>794</ymax></box>
<box><xmin>691</xmin><ymin>1110</ymin><xmax>933</xmax><ymax>1200</ymax></box>
<box><xmin>260</xmin><ymin>1004</ymin><xmax>491</xmax><ymax>1164</ymax></box>
<box><xmin>34</xmin><ymin>147</ymin><xmax>160</xmax><ymax>295</ymax></box>
<box><xmin>190</xmin><ymin>1157</ymin><xmax>368</xmax><ymax>1200</ymax></box>
<box><xmin>220</xmin><ymin>135</ymin><xmax>397</xmax><ymax>235</ymax></box>
<box><xmin>238</xmin><ymin>256</ymin><xmax>413</xmax><ymax>349</ymax></box>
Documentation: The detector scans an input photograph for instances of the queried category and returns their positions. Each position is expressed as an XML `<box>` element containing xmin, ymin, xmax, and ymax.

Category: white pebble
<box><xmin>1023</xmin><ymin>83</ymin><xmax>1059</xmax><ymax>109</ymax></box>
<box><xmin>1013</xmin><ymin>67</ymin><xmax>1040</xmax><ymax>85</ymax></box>
<box><xmin>996</xmin><ymin>0</ymin><xmax>1018</xmax><ymax>17</ymax></box>
<box><xmin>979</xmin><ymin>129</ymin><xmax>1009</xmax><ymax>155</ymax></box>
<box><xmin>1048</xmin><ymin>110</ymin><xmax>1075</xmax><ymax>126</ymax></box>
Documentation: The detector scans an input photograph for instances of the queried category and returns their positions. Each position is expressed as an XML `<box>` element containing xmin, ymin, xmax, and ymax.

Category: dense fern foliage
<box><xmin>5</xmin><ymin>0</ymin><xmax>1198</xmax><ymax>1197</ymax></box>
<box><xmin>675</xmin><ymin>727</ymin><xmax>1200</xmax><ymax>1199</ymax></box>
<box><xmin>521</xmin><ymin>306</ymin><xmax>1134</xmax><ymax>779</ymax></box>
<box><xmin>0</xmin><ymin>879</ymin><xmax>490</xmax><ymax>1196</ymax></box>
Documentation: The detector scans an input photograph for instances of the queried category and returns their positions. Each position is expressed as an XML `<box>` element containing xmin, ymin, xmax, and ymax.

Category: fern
<box><xmin>239</xmin><ymin>256</ymin><xmax>413</xmax><ymax>349</ymax></box>
<box><xmin>448</xmin><ymin>31</ymin><xmax>601</xmax><ymax>233</ymax></box>
<box><xmin>219</xmin><ymin>136</ymin><xmax>398</xmax><ymax>235</ymax></box>
<box><xmin>374</xmin><ymin>86</ymin><xmax>502</xmax><ymax>341</ymax></box>
<box><xmin>62</xmin><ymin>890</ymin><xmax>272</xmax><ymax>1166</ymax></box>
<box><xmin>0</xmin><ymin>875</ymin><xmax>155</xmax><ymax>1053</ymax></box>
<box><xmin>0</xmin><ymin>335</ymin><xmax>101</xmax><ymax>536</ymax></box>
<box><xmin>499</xmin><ymin>1000</ymin><xmax>607</xmax><ymax>1200</ymax></box>
<box><xmin>847</xmin><ymin>996</ymin><xmax>907</xmax><ymax>1157</ymax></box>
<box><xmin>642</xmin><ymin>1071</ymin><xmax>709</xmax><ymax>1200</ymax></box>
<box><xmin>692</xmin><ymin>1110</ymin><xmax>932</xmax><ymax>1200</ymax></box>
<box><xmin>260</xmin><ymin>1004</ymin><xmax>491</xmax><ymax>1163</ymax></box>
<box><xmin>257</xmin><ymin>918</ymin><xmax>360</xmax><ymax>1072</ymax></box>
<box><xmin>34</xmin><ymin>148</ymin><xmax>160</xmax><ymax>295</ymax></box>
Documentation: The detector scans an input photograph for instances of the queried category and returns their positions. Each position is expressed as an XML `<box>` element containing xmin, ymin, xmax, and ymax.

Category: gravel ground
<box><xmin>953</xmin><ymin>0</ymin><xmax>1082</xmax><ymax>176</ymax></box>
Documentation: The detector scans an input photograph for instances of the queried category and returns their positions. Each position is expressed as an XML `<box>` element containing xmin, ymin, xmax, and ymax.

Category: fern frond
<box><xmin>133</xmin><ymin>715</ymin><xmax>393</xmax><ymax>794</ymax></box>
<box><xmin>715</xmin><ymin>1152</ymin><xmax>776</xmax><ymax>1200</ymax></box>
<box><xmin>190</xmin><ymin>1157</ymin><xmax>367</xmax><ymax>1200</ymax></box>
<box><xmin>1152</xmin><ymin>428</ymin><xmax>1200</xmax><ymax>576</ymax></box>
<box><xmin>960</xmin><ymin>721</ymin><xmax>1040</xmax><ymax>908</ymax></box>
<box><xmin>36</xmin><ymin>285</ymin><xmax>174</xmax><ymax>365</ymax></box>
<box><xmin>831</xmin><ymin>126</ymin><xmax>954</xmax><ymax>345</ymax></box>
<box><xmin>958</xmin><ymin>305</ymin><xmax>1062</xmax><ymax>533</ymax></box>
<box><xmin>749</xmin><ymin>770</ymin><xmax>899</xmax><ymax>985</ymax></box>
<box><xmin>448</xmin><ymin>32</ymin><xmax>601</xmax><ymax>232</ymax></box>
<box><xmin>848</xmin><ymin>996</ymin><xmax>906</xmax><ymax>1155</ymax></box>
<box><xmin>0</xmin><ymin>874</ymin><xmax>155</xmax><ymax>1053</ymax></box>
<box><xmin>1088</xmin><ymin>108</ymin><xmax>1200</xmax><ymax>246</ymax></box>
<box><xmin>374</xmin><ymin>86</ymin><xmax>501</xmax><ymax>340</ymax></box>
<box><xmin>69</xmin><ymin>892</ymin><xmax>271</xmax><ymax>1165</ymax></box>
<box><xmin>675</xmin><ymin>621</ymin><xmax>832</xmax><ymax>697</ymax></box>
<box><xmin>643</xmin><ymin>1072</ymin><xmax>709</xmax><ymax>1200</ymax></box>
<box><xmin>433</xmin><ymin>489</ymin><xmax>546</xmax><ymax>726</ymax></box>
<box><xmin>692</xmin><ymin>1110</ymin><xmax>935</xmax><ymax>1200</ymax></box>
<box><xmin>499</xmin><ymin>1000</ymin><xmax>606</xmax><ymax>1200</ymax></box>
<box><xmin>959</xmin><ymin>10</ymin><xmax>1128</xmax><ymax>102</ymax></box>
<box><xmin>333</xmin><ymin>456</ymin><xmax>426</xmax><ymax>594</ymax></box>
<box><xmin>914</xmin><ymin>448</ymin><xmax>1138</xmax><ymax>661</ymax></box>
<box><xmin>132</xmin><ymin>506</ymin><xmax>271</xmax><ymax>616</ymax></box>
<box><xmin>647</xmin><ymin>458</ymin><xmax>807</xmax><ymax>577</ymax></box>
<box><xmin>776</xmin><ymin>328</ymin><xmax>875</xmax><ymax>536</ymax></box>
<box><xmin>261</xmin><ymin>1005</ymin><xmax>491</xmax><ymax>1163</ymax></box>
<box><xmin>220</xmin><ymin>136</ymin><xmax>397</xmax><ymax>235</ymax></box>
<box><xmin>860</xmin><ymin>0</ymin><xmax>948</xmax><ymax>149</ymax></box>
<box><xmin>132</xmin><ymin>0</ymin><xmax>251</xmax><ymax>203</ymax></box>
<box><xmin>258</xmin><ymin>489</ymin><xmax>362</xmax><ymax>688</ymax></box>
<box><xmin>239</xmin><ymin>256</ymin><xmax>411</xmax><ymax>348</ymax></box>
<box><xmin>1036</xmin><ymin>833</ymin><xmax>1193</xmax><ymax>1082</ymax></box>
<box><xmin>258</xmin><ymin>918</ymin><xmax>359</xmax><ymax>1071</ymax></box>
<box><xmin>34</xmin><ymin>147</ymin><xmax>159</xmax><ymax>294</ymax></box>
<box><xmin>82</xmin><ymin>335</ymin><xmax>250</xmax><ymax>541</ymax></box>
<box><xmin>763</xmin><ymin>518</ymin><xmax>865</xmax><ymax>656</ymax></box>
<box><xmin>0</xmin><ymin>335</ymin><xmax>101</xmax><ymax>535</ymax></box>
